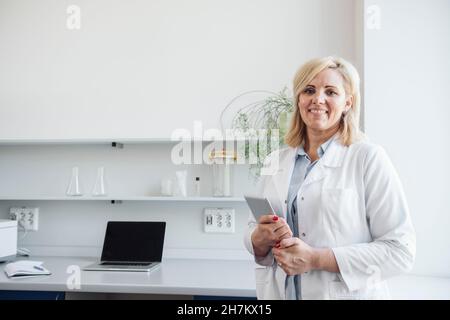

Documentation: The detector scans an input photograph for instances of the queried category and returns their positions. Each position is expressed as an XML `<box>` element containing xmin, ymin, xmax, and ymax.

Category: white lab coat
<box><xmin>243</xmin><ymin>138</ymin><xmax>416</xmax><ymax>300</ymax></box>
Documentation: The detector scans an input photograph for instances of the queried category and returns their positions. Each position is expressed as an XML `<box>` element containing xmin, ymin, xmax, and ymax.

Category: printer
<box><xmin>0</xmin><ymin>219</ymin><xmax>17</xmax><ymax>262</ymax></box>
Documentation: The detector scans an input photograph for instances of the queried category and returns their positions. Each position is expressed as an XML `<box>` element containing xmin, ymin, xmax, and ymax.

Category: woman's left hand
<box><xmin>272</xmin><ymin>237</ymin><xmax>318</xmax><ymax>276</ymax></box>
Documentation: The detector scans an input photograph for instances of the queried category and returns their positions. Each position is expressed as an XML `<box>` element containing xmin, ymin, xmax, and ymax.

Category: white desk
<box><xmin>0</xmin><ymin>256</ymin><xmax>257</xmax><ymax>297</ymax></box>
<box><xmin>388</xmin><ymin>275</ymin><xmax>450</xmax><ymax>300</ymax></box>
<box><xmin>1</xmin><ymin>256</ymin><xmax>449</xmax><ymax>299</ymax></box>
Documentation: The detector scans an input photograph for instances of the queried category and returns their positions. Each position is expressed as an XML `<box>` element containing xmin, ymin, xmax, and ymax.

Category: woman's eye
<box><xmin>303</xmin><ymin>88</ymin><xmax>314</xmax><ymax>94</ymax></box>
<box><xmin>326</xmin><ymin>90</ymin><xmax>337</xmax><ymax>96</ymax></box>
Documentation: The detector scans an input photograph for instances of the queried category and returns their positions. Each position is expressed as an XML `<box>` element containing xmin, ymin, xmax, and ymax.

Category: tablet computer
<box><xmin>244</xmin><ymin>195</ymin><xmax>277</xmax><ymax>222</ymax></box>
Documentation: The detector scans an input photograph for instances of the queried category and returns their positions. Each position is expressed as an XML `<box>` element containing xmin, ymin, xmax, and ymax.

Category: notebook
<box><xmin>4</xmin><ymin>260</ymin><xmax>51</xmax><ymax>278</ymax></box>
<box><xmin>83</xmin><ymin>221</ymin><xmax>166</xmax><ymax>272</ymax></box>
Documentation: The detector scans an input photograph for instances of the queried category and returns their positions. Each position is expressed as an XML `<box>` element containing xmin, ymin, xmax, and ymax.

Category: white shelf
<box><xmin>0</xmin><ymin>195</ymin><xmax>246</xmax><ymax>202</ymax></box>
<box><xmin>0</xmin><ymin>138</ymin><xmax>238</xmax><ymax>146</ymax></box>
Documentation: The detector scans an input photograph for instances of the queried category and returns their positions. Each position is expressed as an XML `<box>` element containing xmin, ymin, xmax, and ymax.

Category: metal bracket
<box><xmin>111</xmin><ymin>142</ymin><xmax>124</xmax><ymax>149</ymax></box>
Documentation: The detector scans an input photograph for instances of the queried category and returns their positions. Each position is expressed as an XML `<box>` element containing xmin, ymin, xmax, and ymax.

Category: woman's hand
<box><xmin>251</xmin><ymin>215</ymin><xmax>293</xmax><ymax>257</ymax></box>
<box><xmin>272</xmin><ymin>237</ymin><xmax>318</xmax><ymax>276</ymax></box>
<box><xmin>272</xmin><ymin>238</ymin><xmax>339</xmax><ymax>275</ymax></box>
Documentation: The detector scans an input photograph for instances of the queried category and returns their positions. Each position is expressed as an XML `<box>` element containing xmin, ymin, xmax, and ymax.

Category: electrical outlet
<box><xmin>9</xmin><ymin>207</ymin><xmax>39</xmax><ymax>231</ymax></box>
<box><xmin>204</xmin><ymin>208</ymin><xmax>235</xmax><ymax>233</ymax></box>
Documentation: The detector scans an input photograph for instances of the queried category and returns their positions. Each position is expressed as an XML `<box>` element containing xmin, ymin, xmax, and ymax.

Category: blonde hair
<box><xmin>285</xmin><ymin>56</ymin><xmax>362</xmax><ymax>147</ymax></box>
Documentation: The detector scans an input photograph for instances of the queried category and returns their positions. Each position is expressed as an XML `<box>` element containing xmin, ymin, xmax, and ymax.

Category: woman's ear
<box><xmin>344</xmin><ymin>95</ymin><xmax>353</xmax><ymax>113</ymax></box>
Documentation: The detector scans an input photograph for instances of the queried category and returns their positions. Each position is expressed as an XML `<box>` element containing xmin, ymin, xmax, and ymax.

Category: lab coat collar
<box><xmin>299</xmin><ymin>137</ymin><xmax>346</xmax><ymax>188</ymax></box>
<box><xmin>320</xmin><ymin>136</ymin><xmax>346</xmax><ymax>168</ymax></box>
<box><xmin>270</xmin><ymin>137</ymin><xmax>347</xmax><ymax>213</ymax></box>
<box><xmin>296</xmin><ymin>134</ymin><xmax>334</xmax><ymax>160</ymax></box>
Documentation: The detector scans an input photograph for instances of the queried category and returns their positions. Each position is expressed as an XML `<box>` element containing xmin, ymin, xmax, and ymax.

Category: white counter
<box><xmin>388</xmin><ymin>274</ymin><xmax>450</xmax><ymax>300</ymax></box>
<box><xmin>1</xmin><ymin>256</ymin><xmax>449</xmax><ymax>299</ymax></box>
<box><xmin>0</xmin><ymin>256</ymin><xmax>257</xmax><ymax>297</ymax></box>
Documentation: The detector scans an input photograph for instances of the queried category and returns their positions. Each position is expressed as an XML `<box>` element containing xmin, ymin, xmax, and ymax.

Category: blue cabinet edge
<box><xmin>0</xmin><ymin>290</ymin><xmax>65</xmax><ymax>300</ymax></box>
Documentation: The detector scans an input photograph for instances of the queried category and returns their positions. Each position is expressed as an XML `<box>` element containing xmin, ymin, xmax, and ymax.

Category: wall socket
<box><xmin>9</xmin><ymin>207</ymin><xmax>39</xmax><ymax>231</ymax></box>
<box><xmin>204</xmin><ymin>208</ymin><xmax>235</xmax><ymax>233</ymax></box>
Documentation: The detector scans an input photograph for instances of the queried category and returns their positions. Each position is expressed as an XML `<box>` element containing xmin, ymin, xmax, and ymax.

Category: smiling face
<box><xmin>298</xmin><ymin>68</ymin><xmax>353</xmax><ymax>137</ymax></box>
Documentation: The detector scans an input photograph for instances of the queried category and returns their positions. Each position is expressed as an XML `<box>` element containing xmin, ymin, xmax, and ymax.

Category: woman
<box><xmin>243</xmin><ymin>56</ymin><xmax>416</xmax><ymax>300</ymax></box>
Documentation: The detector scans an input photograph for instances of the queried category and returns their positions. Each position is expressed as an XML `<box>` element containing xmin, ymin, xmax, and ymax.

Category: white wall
<box><xmin>364</xmin><ymin>0</ymin><xmax>450</xmax><ymax>277</ymax></box>
<box><xmin>0</xmin><ymin>0</ymin><xmax>358</xmax><ymax>140</ymax></box>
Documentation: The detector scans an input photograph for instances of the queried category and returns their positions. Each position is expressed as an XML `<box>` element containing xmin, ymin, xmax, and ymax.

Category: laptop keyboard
<box><xmin>101</xmin><ymin>262</ymin><xmax>151</xmax><ymax>266</ymax></box>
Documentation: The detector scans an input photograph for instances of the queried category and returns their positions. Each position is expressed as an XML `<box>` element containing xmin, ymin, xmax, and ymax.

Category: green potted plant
<box><xmin>220</xmin><ymin>87</ymin><xmax>294</xmax><ymax>179</ymax></box>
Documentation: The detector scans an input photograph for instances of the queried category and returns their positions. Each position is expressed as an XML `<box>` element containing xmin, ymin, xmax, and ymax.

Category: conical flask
<box><xmin>92</xmin><ymin>166</ymin><xmax>107</xmax><ymax>196</ymax></box>
<box><xmin>66</xmin><ymin>167</ymin><xmax>83</xmax><ymax>196</ymax></box>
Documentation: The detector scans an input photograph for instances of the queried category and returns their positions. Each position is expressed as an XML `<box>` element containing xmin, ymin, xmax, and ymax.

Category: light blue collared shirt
<box><xmin>285</xmin><ymin>137</ymin><xmax>334</xmax><ymax>300</ymax></box>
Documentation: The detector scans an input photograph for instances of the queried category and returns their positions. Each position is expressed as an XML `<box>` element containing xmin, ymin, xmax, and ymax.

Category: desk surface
<box><xmin>1</xmin><ymin>257</ymin><xmax>450</xmax><ymax>299</ymax></box>
<box><xmin>0</xmin><ymin>256</ymin><xmax>257</xmax><ymax>297</ymax></box>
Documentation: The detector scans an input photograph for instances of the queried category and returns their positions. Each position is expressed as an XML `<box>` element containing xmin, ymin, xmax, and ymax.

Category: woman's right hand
<box><xmin>251</xmin><ymin>215</ymin><xmax>293</xmax><ymax>257</ymax></box>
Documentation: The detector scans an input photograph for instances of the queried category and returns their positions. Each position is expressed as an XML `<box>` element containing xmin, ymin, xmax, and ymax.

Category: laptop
<box><xmin>83</xmin><ymin>221</ymin><xmax>166</xmax><ymax>272</ymax></box>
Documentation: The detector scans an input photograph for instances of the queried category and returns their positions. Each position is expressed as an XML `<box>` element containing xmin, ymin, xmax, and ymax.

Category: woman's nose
<box><xmin>312</xmin><ymin>92</ymin><xmax>326</xmax><ymax>104</ymax></box>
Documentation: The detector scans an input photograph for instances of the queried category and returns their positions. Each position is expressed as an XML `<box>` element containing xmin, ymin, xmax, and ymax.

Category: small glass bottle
<box><xmin>194</xmin><ymin>177</ymin><xmax>201</xmax><ymax>197</ymax></box>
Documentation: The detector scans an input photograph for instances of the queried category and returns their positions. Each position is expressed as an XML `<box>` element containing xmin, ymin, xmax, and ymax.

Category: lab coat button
<box><xmin>284</xmin><ymin>200</ymin><xmax>287</xmax><ymax>204</ymax></box>
<box><xmin>301</xmin><ymin>197</ymin><xmax>304</xmax><ymax>201</ymax></box>
<box><xmin>302</xmin><ymin>233</ymin><xmax>306</xmax><ymax>237</ymax></box>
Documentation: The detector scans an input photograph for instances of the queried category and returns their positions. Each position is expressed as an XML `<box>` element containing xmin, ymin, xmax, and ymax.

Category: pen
<box><xmin>33</xmin><ymin>265</ymin><xmax>44</xmax><ymax>271</ymax></box>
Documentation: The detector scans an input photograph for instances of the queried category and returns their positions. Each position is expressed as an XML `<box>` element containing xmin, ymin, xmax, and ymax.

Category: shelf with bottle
<box><xmin>0</xmin><ymin>195</ymin><xmax>246</xmax><ymax>202</ymax></box>
<box><xmin>0</xmin><ymin>138</ymin><xmax>240</xmax><ymax>146</ymax></box>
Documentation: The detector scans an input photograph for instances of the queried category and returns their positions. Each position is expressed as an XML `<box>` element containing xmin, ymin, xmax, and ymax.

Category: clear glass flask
<box><xmin>66</xmin><ymin>166</ymin><xmax>83</xmax><ymax>196</ymax></box>
<box><xmin>92</xmin><ymin>166</ymin><xmax>107</xmax><ymax>196</ymax></box>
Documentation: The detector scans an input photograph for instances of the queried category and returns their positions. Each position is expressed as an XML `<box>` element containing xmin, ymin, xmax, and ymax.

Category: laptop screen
<box><xmin>100</xmin><ymin>221</ymin><xmax>166</xmax><ymax>263</ymax></box>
